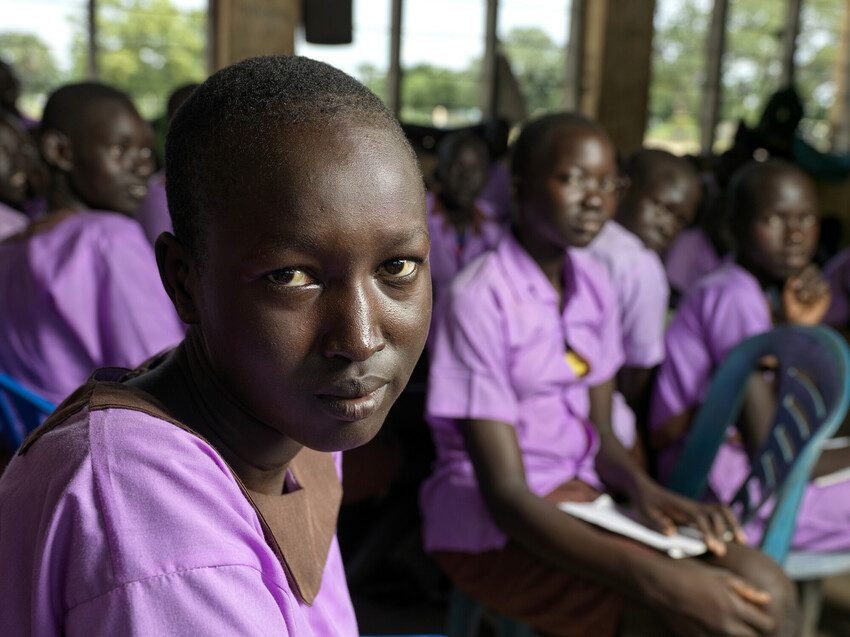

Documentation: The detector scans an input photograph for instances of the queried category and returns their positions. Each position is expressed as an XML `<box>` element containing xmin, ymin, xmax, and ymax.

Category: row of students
<box><xmin>422</xmin><ymin>113</ymin><xmax>796</xmax><ymax>636</ymax></box>
<box><xmin>0</xmin><ymin>54</ymin><xmax>844</xmax><ymax>636</ymax></box>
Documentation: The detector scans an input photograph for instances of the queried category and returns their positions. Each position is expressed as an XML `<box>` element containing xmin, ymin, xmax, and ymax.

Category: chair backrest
<box><xmin>0</xmin><ymin>373</ymin><xmax>56</xmax><ymax>451</ymax></box>
<box><xmin>664</xmin><ymin>325</ymin><xmax>850</xmax><ymax>563</ymax></box>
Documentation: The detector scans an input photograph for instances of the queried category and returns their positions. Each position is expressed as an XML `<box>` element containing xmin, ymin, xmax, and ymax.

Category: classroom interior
<box><xmin>4</xmin><ymin>0</ymin><xmax>850</xmax><ymax>636</ymax></box>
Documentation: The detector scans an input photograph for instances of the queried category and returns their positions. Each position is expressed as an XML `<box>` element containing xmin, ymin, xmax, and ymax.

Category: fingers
<box><xmin>644</xmin><ymin>507</ymin><xmax>676</xmax><ymax>536</ymax></box>
<box><xmin>691</xmin><ymin>508</ymin><xmax>727</xmax><ymax>557</ymax></box>
<box><xmin>727</xmin><ymin>577</ymin><xmax>776</xmax><ymax>634</ymax></box>
<box><xmin>727</xmin><ymin>575</ymin><xmax>772</xmax><ymax>606</ymax></box>
<box><xmin>719</xmin><ymin>505</ymin><xmax>747</xmax><ymax>544</ymax></box>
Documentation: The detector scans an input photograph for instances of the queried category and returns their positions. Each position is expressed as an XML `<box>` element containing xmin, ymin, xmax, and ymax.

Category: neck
<box><xmin>129</xmin><ymin>328</ymin><xmax>303</xmax><ymax>494</ymax></box>
<box><xmin>735</xmin><ymin>252</ymin><xmax>783</xmax><ymax>290</ymax></box>
<box><xmin>437</xmin><ymin>193</ymin><xmax>477</xmax><ymax>231</ymax></box>
<box><xmin>46</xmin><ymin>173</ymin><xmax>88</xmax><ymax>214</ymax></box>
<box><xmin>514</xmin><ymin>225</ymin><xmax>565</xmax><ymax>292</ymax></box>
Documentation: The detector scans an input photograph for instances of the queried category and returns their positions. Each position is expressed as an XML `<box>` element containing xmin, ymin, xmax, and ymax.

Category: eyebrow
<box><xmin>253</xmin><ymin>226</ymin><xmax>430</xmax><ymax>255</ymax></box>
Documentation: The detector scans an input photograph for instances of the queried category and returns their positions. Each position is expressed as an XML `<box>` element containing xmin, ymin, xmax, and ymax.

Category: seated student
<box><xmin>0</xmin><ymin>112</ymin><xmax>32</xmax><ymax>238</ymax></box>
<box><xmin>0</xmin><ymin>82</ymin><xmax>183</xmax><ymax>404</ymax></box>
<box><xmin>0</xmin><ymin>55</ymin><xmax>431</xmax><ymax>635</ymax></box>
<box><xmin>137</xmin><ymin>82</ymin><xmax>199</xmax><ymax>244</ymax></box>
<box><xmin>586</xmin><ymin>149</ymin><xmax>700</xmax><ymax>449</ymax></box>
<box><xmin>651</xmin><ymin>159</ymin><xmax>850</xmax><ymax>552</ymax></box>
<box><xmin>422</xmin><ymin>113</ymin><xmax>796</xmax><ymax>637</ymax></box>
<box><xmin>427</xmin><ymin>130</ymin><xmax>505</xmax><ymax>298</ymax></box>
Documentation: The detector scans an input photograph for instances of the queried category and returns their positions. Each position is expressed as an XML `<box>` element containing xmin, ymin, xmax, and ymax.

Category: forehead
<box><xmin>0</xmin><ymin>120</ymin><xmax>23</xmax><ymax>147</ymax></box>
<box><xmin>72</xmin><ymin>99</ymin><xmax>147</xmax><ymax>145</ymax></box>
<box><xmin>750</xmin><ymin>169</ymin><xmax>815</xmax><ymax>208</ymax></box>
<box><xmin>205</xmin><ymin>120</ymin><xmax>426</xmax><ymax>251</ymax></box>
<box><xmin>540</xmin><ymin>125</ymin><xmax>614</xmax><ymax>169</ymax></box>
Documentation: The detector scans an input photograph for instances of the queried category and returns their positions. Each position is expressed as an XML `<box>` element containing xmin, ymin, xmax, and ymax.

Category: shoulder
<box><xmin>677</xmin><ymin>261</ymin><xmax>768</xmax><ymax>331</ymax></box>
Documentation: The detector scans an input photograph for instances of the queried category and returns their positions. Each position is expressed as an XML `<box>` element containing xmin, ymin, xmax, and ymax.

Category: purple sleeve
<box><xmin>426</xmin><ymin>284</ymin><xmax>519</xmax><ymax>425</ymax></box>
<box><xmin>824</xmin><ymin>249</ymin><xmax>850</xmax><ymax>328</ymax></box>
<box><xmin>651</xmin><ymin>277</ymin><xmax>770</xmax><ymax>429</ymax></box>
<box><xmin>95</xmin><ymin>222</ymin><xmax>185</xmax><ymax>367</ymax></box>
<box><xmin>65</xmin><ymin>565</ymin><xmax>293</xmax><ymax>636</ymax></box>
<box><xmin>617</xmin><ymin>254</ymin><xmax>668</xmax><ymax>368</ymax></box>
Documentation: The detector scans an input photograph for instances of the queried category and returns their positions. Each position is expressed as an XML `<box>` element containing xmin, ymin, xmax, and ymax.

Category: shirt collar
<box><xmin>497</xmin><ymin>231</ymin><xmax>574</xmax><ymax>306</ymax></box>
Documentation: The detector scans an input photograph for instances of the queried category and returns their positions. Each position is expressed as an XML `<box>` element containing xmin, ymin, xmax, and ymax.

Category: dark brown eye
<box><xmin>266</xmin><ymin>269</ymin><xmax>314</xmax><ymax>287</ymax></box>
<box><xmin>379</xmin><ymin>259</ymin><xmax>417</xmax><ymax>278</ymax></box>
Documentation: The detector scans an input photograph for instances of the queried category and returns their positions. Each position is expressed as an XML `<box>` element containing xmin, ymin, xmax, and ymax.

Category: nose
<box><xmin>130</xmin><ymin>148</ymin><xmax>154</xmax><ymax>179</ymax></box>
<box><xmin>321</xmin><ymin>282</ymin><xmax>386</xmax><ymax>362</ymax></box>
<box><xmin>785</xmin><ymin>217</ymin><xmax>806</xmax><ymax>244</ymax></box>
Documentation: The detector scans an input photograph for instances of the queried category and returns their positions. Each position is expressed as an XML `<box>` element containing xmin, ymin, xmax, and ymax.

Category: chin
<box><xmin>295</xmin><ymin>416</ymin><xmax>385</xmax><ymax>453</ymax></box>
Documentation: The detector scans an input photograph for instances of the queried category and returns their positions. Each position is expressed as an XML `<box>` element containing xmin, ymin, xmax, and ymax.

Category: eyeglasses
<box><xmin>558</xmin><ymin>170</ymin><xmax>628</xmax><ymax>195</ymax></box>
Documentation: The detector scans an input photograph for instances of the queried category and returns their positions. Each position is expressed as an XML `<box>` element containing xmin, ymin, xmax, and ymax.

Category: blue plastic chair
<box><xmin>0</xmin><ymin>373</ymin><xmax>56</xmax><ymax>451</ymax></box>
<box><xmin>664</xmin><ymin>325</ymin><xmax>850</xmax><ymax>636</ymax></box>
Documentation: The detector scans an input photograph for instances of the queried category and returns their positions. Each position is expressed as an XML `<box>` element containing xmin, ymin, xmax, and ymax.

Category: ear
<box><xmin>155</xmin><ymin>232</ymin><xmax>200</xmax><ymax>325</ymax></box>
<box><xmin>40</xmin><ymin>129</ymin><xmax>74</xmax><ymax>172</ymax></box>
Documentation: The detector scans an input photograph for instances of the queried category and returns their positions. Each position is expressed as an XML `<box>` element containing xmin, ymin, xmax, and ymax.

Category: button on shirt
<box><xmin>422</xmin><ymin>233</ymin><xmax>624</xmax><ymax>553</ymax></box>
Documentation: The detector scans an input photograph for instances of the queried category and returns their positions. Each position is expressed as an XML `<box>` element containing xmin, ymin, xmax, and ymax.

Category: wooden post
<box><xmin>387</xmin><ymin>0</ymin><xmax>403</xmax><ymax>117</ymax></box>
<box><xmin>780</xmin><ymin>0</ymin><xmax>803</xmax><ymax>87</ymax></box>
<box><xmin>211</xmin><ymin>0</ymin><xmax>299</xmax><ymax>71</ymax></box>
<box><xmin>578</xmin><ymin>0</ymin><xmax>655</xmax><ymax>153</ymax></box>
<box><xmin>700</xmin><ymin>0</ymin><xmax>729</xmax><ymax>154</ymax></box>
<box><xmin>831</xmin><ymin>0</ymin><xmax>850</xmax><ymax>153</ymax></box>
<box><xmin>482</xmin><ymin>0</ymin><xmax>499</xmax><ymax>121</ymax></box>
<box><xmin>87</xmin><ymin>0</ymin><xmax>98</xmax><ymax>80</ymax></box>
<box><xmin>564</xmin><ymin>0</ymin><xmax>585</xmax><ymax>111</ymax></box>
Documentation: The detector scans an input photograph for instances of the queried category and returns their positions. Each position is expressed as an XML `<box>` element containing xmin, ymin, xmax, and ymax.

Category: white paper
<box><xmin>557</xmin><ymin>494</ymin><xmax>708</xmax><ymax>559</ymax></box>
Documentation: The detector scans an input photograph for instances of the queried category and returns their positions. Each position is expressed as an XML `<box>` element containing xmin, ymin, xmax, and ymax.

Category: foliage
<box><xmin>501</xmin><ymin>26</ymin><xmax>564</xmax><ymax>116</ymax></box>
<box><xmin>0</xmin><ymin>32</ymin><xmax>64</xmax><ymax>97</ymax></box>
<box><xmin>70</xmin><ymin>0</ymin><xmax>206</xmax><ymax>118</ymax></box>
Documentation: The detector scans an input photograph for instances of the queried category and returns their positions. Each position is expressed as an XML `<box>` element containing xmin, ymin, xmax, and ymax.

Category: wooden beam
<box><xmin>482</xmin><ymin>0</ymin><xmax>499</xmax><ymax>121</ymax></box>
<box><xmin>700</xmin><ymin>0</ymin><xmax>728</xmax><ymax>154</ymax></box>
<box><xmin>87</xmin><ymin>0</ymin><xmax>98</xmax><ymax>80</ymax></box>
<box><xmin>780</xmin><ymin>0</ymin><xmax>803</xmax><ymax>87</ymax></box>
<box><xmin>564</xmin><ymin>0</ymin><xmax>585</xmax><ymax>111</ymax></box>
<box><xmin>579</xmin><ymin>0</ymin><xmax>655</xmax><ymax>153</ymax></box>
<box><xmin>211</xmin><ymin>0</ymin><xmax>299</xmax><ymax>71</ymax></box>
<box><xmin>831</xmin><ymin>0</ymin><xmax>850</xmax><ymax>153</ymax></box>
<box><xmin>387</xmin><ymin>0</ymin><xmax>403</xmax><ymax>116</ymax></box>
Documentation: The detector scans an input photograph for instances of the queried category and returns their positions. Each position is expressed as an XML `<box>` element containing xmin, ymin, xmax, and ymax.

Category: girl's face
<box><xmin>66</xmin><ymin>99</ymin><xmax>155</xmax><ymax>215</ymax></box>
<box><xmin>517</xmin><ymin>125</ymin><xmax>619</xmax><ymax>249</ymax></box>
<box><xmin>742</xmin><ymin>171</ymin><xmax>819</xmax><ymax>282</ymax></box>
<box><xmin>621</xmin><ymin>170</ymin><xmax>700</xmax><ymax>253</ymax></box>
<box><xmin>189</xmin><ymin>121</ymin><xmax>431</xmax><ymax>453</ymax></box>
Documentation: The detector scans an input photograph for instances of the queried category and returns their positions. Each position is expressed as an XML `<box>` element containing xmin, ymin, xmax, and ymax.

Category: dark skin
<box><xmin>41</xmin><ymin>98</ymin><xmax>154</xmax><ymax>217</ymax></box>
<box><xmin>466</xmin><ymin>124</ymin><xmax>796</xmax><ymax>636</ymax></box>
<box><xmin>616</xmin><ymin>160</ymin><xmax>701</xmax><ymax>423</ymax></box>
<box><xmin>435</xmin><ymin>136</ymin><xmax>489</xmax><ymax>231</ymax></box>
<box><xmin>128</xmin><ymin>120</ymin><xmax>431</xmax><ymax>495</ymax></box>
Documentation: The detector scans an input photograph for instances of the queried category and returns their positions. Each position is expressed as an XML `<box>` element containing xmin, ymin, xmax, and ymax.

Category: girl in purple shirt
<box><xmin>0</xmin><ymin>56</ymin><xmax>432</xmax><ymax>635</ymax></box>
<box><xmin>0</xmin><ymin>83</ymin><xmax>184</xmax><ymax>406</ymax></box>
<box><xmin>652</xmin><ymin>159</ymin><xmax>850</xmax><ymax>552</ymax></box>
<box><xmin>423</xmin><ymin>113</ymin><xmax>796</xmax><ymax>636</ymax></box>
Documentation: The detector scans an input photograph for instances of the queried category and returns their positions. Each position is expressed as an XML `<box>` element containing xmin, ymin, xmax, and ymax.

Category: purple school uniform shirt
<box><xmin>586</xmin><ymin>220</ymin><xmax>668</xmax><ymax>368</ymax></box>
<box><xmin>664</xmin><ymin>227</ymin><xmax>722</xmax><ymax>296</ymax></box>
<box><xmin>426</xmin><ymin>191</ymin><xmax>505</xmax><ymax>296</ymax></box>
<box><xmin>136</xmin><ymin>170</ymin><xmax>173</xmax><ymax>245</ymax></box>
<box><xmin>0</xmin><ymin>211</ymin><xmax>184</xmax><ymax>404</ymax></box>
<box><xmin>824</xmin><ymin>247</ymin><xmax>850</xmax><ymax>328</ymax></box>
<box><xmin>0</xmin><ymin>384</ymin><xmax>357</xmax><ymax>635</ymax></box>
<box><xmin>0</xmin><ymin>201</ymin><xmax>27</xmax><ymax>240</ymax></box>
<box><xmin>421</xmin><ymin>233</ymin><xmax>624</xmax><ymax>553</ymax></box>
<box><xmin>651</xmin><ymin>261</ymin><xmax>850</xmax><ymax>550</ymax></box>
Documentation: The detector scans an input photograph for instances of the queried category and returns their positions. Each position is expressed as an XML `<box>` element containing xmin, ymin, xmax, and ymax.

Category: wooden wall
<box><xmin>210</xmin><ymin>0</ymin><xmax>300</xmax><ymax>71</ymax></box>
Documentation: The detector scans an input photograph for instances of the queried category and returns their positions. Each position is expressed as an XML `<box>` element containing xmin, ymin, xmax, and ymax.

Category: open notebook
<box><xmin>558</xmin><ymin>494</ymin><xmax>708</xmax><ymax>559</ymax></box>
